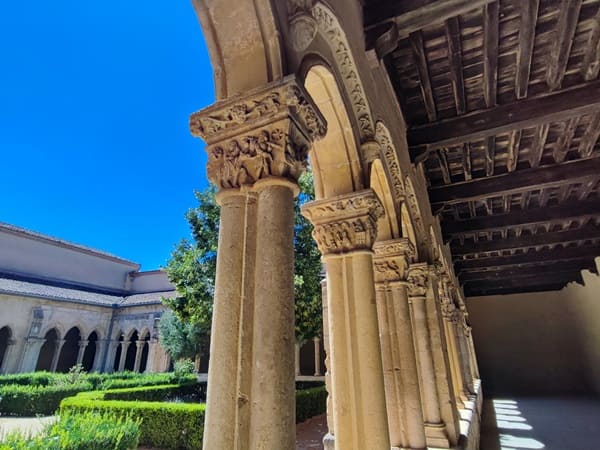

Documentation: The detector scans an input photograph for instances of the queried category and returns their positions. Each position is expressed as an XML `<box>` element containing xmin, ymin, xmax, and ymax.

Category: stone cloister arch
<box><xmin>112</xmin><ymin>328</ymin><xmax>150</xmax><ymax>373</ymax></box>
<box><xmin>56</xmin><ymin>326</ymin><xmax>81</xmax><ymax>373</ymax></box>
<box><xmin>35</xmin><ymin>328</ymin><xmax>59</xmax><ymax>372</ymax></box>
<box><xmin>190</xmin><ymin>1</ymin><xmax>479</xmax><ymax>449</ymax></box>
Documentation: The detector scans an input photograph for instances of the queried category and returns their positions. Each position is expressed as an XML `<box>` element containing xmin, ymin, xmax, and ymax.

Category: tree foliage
<box><xmin>157</xmin><ymin>309</ymin><xmax>208</xmax><ymax>362</ymax></box>
<box><xmin>161</xmin><ymin>170</ymin><xmax>323</xmax><ymax>362</ymax></box>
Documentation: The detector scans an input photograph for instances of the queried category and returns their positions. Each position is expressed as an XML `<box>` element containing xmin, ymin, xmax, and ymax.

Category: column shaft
<box><xmin>203</xmin><ymin>192</ymin><xmax>255</xmax><ymax>450</ymax></box>
<box><xmin>249</xmin><ymin>182</ymin><xmax>296</xmax><ymax>450</ymax></box>
<box><xmin>118</xmin><ymin>342</ymin><xmax>130</xmax><ymax>372</ymax></box>
<box><xmin>76</xmin><ymin>340</ymin><xmax>89</xmax><ymax>366</ymax></box>
<box><xmin>51</xmin><ymin>339</ymin><xmax>66</xmax><ymax>372</ymax></box>
<box><xmin>313</xmin><ymin>337</ymin><xmax>321</xmax><ymax>376</ymax></box>
<box><xmin>133</xmin><ymin>343</ymin><xmax>145</xmax><ymax>373</ymax></box>
<box><xmin>326</xmin><ymin>252</ymin><xmax>390</xmax><ymax>450</ymax></box>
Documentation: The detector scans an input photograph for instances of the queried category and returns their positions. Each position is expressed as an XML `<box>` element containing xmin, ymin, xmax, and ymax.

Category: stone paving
<box><xmin>296</xmin><ymin>414</ymin><xmax>327</xmax><ymax>449</ymax></box>
<box><xmin>0</xmin><ymin>416</ymin><xmax>56</xmax><ymax>440</ymax></box>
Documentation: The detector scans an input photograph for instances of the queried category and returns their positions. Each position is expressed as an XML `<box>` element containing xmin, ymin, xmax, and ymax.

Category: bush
<box><xmin>61</xmin><ymin>393</ymin><xmax>204</xmax><ymax>450</ymax></box>
<box><xmin>0</xmin><ymin>410</ymin><xmax>140</xmax><ymax>450</ymax></box>
<box><xmin>101</xmin><ymin>382</ymin><xmax>206</xmax><ymax>403</ymax></box>
<box><xmin>0</xmin><ymin>382</ymin><xmax>93</xmax><ymax>416</ymax></box>
<box><xmin>296</xmin><ymin>385</ymin><xmax>327</xmax><ymax>423</ymax></box>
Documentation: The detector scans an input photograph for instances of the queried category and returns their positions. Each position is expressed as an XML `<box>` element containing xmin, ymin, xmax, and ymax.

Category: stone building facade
<box><xmin>0</xmin><ymin>222</ymin><xmax>174</xmax><ymax>375</ymax></box>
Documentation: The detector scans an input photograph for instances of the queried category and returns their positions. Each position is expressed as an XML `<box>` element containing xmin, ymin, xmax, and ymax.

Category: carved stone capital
<box><xmin>190</xmin><ymin>76</ymin><xmax>326</xmax><ymax>190</ymax></box>
<box><xmin>407</xmin><ymin>262</ymin><xmax>429</xmax><ymax>297</ymax></box>
<box><xmin>372</xmin><ymin>238</ymin><xmax>415</xmax><ymax>283</ymax></box>
<box><xmin>301</xmin><ymin>190</ymin><xmax>384</xmax><ymax>255</ymax></box>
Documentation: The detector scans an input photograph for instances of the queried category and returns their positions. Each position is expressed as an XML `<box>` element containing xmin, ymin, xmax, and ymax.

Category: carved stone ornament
<box><xmin>301</xmin><ymin>190</ymin><xmax>384</xmax><ymax>255</ymax></box>
<box><xmin>312</xmin><ymin>2</ymin><xmax>375</xmax><ymax>139</ymax></box>
<box><xmin>375</xmin><ymin>122</ymin><xmax>405</xmax><ymax>201</ymax></box>
<box><xmin>288</xmin><ymin>0</ymin><xmax>317</xmax><ymax>52</ymax></box>
<box><xmin>189</xmin><ymin>76</ymin><xmax>326</xmax><ymax>189</ymax></box>
<box><xmin>407</xmin><ymin>262</ymin><xmax>429</xmax><ymax>298</ymax></box>
<box><xmin>372</xmin><ymin>238</ymin><xmax>415</xmax><ymax>283</ymax></box>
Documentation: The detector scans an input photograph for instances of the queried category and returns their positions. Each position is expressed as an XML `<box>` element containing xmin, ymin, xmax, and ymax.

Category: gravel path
<box><xmin>0</xmin><ymin>416</ymin><xmax>57</xmax><ymax>440</ymax></box>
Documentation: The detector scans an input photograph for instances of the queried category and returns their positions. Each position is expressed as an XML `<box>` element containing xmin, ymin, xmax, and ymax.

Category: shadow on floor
<box><xmin>481</xmin><ymin>396</ymin><xmax>600</xmax><ymax>450</ymax></box>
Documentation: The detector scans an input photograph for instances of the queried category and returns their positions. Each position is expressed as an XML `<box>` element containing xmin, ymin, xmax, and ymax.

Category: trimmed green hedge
<box><xmin>296</xmin><ymin>385</ymin><xmax>327</xmax><ymax>423</ymax></box>
<box><xmin>0</xmin><ymin>410</ymin><xmax>140</xmax><ymax>450</ymax></box>
<box><xmin>61</xmin><ymin>389</ymin><xmax>204</xmax><ymax>450</ymax></box>
<box><xmin>59</xmin><ymin>383</ymin><xmax>326</xmax><ymax>449</ymax></box>
<box><xmin>0</xmin><ymin>382</ymin><xmax>93</xmax><ymax>416</ymax></box>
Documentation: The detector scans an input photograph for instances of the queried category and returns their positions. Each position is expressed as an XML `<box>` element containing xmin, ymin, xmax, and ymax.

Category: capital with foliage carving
<box><xmin>301</xmin><ymin>190</ymin><xmax>384</xmax><ymax>255</ymax></box>
<box><xmin>190</xmin><ymin>75</ymin><xmax>326</xmax><ymax>190</ymax></box>
<box><xmin>407</xmin><ymin>262</ymin><xmax>429</xmax><ymax>297</ymax></box>
<box><xmin>372</xmin><ymin>238</ymin><xmax>415</xmax><ymax>283</ymax></box>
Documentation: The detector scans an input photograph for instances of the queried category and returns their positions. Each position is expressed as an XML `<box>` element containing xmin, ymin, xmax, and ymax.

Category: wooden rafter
<box><xmin>429</xmin><ymin>157</ymin><xmax>600</xmax><ymax>209</ymax></box>
<box><xmin>462</xmin><ymin>144</ymin><xmax>472</xmax><ymax>180</ymax></box>
<box><xmin>451</xmin><ymin>226</ymin><xmax>600</xmax><ymax>255</ymax></box>
<box><xmin>578</xmin><ymin>112</ymin><xmax>600</xmax><ymax>157</ymax></box>
<box><xmin>553</xmin><ymin>118</ymin><xmax>578</xmax><ymax>163</ymax></box>
<box><xmin>528</xmin><ymin>124</ymin><xmax>549</xmax><ymax>168</ymax></box>
<box><xmin>483</xmin><ymin>1</ymin><xmax>498</xmax><ymax>108</ymax></box>
<box><xmin>408</xmin><ymin>79</ymin><xmax>600</xmax><ymax>155</ymax></box>
<box><xmin>516</xmin><ymin>0</ymin><xmax>540</xmax><ymax>98</ymax></box>
<box><xmin>437</xmin><ymin>149</ymin><xmax>451</xmax><ymax>184</ymax></box>
<box><xmin>581</xmin><ymin>7</ymin><xmax>600</xmax><ymax>81</ymax></box>
<box><xmin>464</xmin><ymin>271</ymin><xmax>583</xmax><ymax>292</ymax></box>
<box><xmin>454</xmin><ymin>245</ymin><xmax>600</xmax><ymax>271</ymax></box>
<box><xmin>546</xmin><ymin>0</ymin><xmax>583</xmax><ymax>91</ymax></box>
<box><xmin>506</xmin><ymin>130</ymin><xmax>521</xmax><ymax>172</ymax></box>
<box><xmin>458</xmin><ymin>258</ymin><xmax>596</xmax><ymax>279</ymax></box>
<box><xmin>445</xmin><ymin>16</ymin><xmax>466</xmax><ymax>115</ymax></box>
<box><xmin>410</xmin><ymin>30</ymin><xmax>437</xmax><ymax>122</ymax></box>
<box><xmin>442</xmin><ymin>199</ymin><xmax>600</xmax><ymax>236</ymax></box>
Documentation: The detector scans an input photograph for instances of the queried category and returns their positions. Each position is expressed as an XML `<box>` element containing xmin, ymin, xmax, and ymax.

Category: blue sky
<box><xmin>0</xmin><ymin>1</ymin><xmax>214</xmax><ymax>270</ymax></box>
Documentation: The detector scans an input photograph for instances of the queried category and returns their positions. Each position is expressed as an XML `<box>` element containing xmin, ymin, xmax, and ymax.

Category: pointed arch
<box><xmin>370</xmin><ymin>159</ymin><xmax>400</xmax><ymax>241</ymax></box>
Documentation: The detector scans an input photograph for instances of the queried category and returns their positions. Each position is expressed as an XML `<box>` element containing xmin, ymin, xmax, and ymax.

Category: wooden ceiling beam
<box><xmin>445</xmin><ymin>16</ymin><xmax>466</xmax><ymax>115</ymax></box>
<box><xmin>410</xmin><ymin>30</ymin><xmax>437</xmax><ymax>122</ymax></box>
<box><xmin>547</xmin><ymin>0</ymin><xmax>583</xmax><ymax>91</ymax></box>
<box><xmin>528</xmin><ymin>123</ymin><xmax>549</xmax><ymax>168</ymax></box>
<box><xmin>516</xmin><ymin>0</ymin><xmax>540</xmax><ymax>98</ymax></box>
<box><xmin>462</xmin><ymin>144</ymin><xmax>472</xmax><ymax>181</ymax></box>
<box><xmin>458</xmin><ymin>258</ymin><xmax>596</xmax><ymax>279</ymax></box>
<box><xmin>578</xmin><ymin>112</ymin><xmax>600</xmax><ymax>157</ymax></box>
<box><xmin>463</xmin><ymin>271</ymin><xmax>583</xmax><ymax>292</ymax></box>
<box><xmin>364</xmin><ymin>0</ymin><xmax>495</xmax><ymax>31</ymax></box>
<box><xmin>581</xmin><ymin>7</ymin><xmax>600</xmax><ymax>81</ymax></box>
<box><xmin>465</xmin><ymin>283</ymin><xmax>567</xmax><ymax>296</ymax></box>
<box><xmin>429</xmin><ymin>157</ymin><xmax>600</xmax><ymax>209</ymax></box>
<box><xmin>460</xmin><ymin>269</ymin><xmax>584</xmax><ymax>285</ymax></box>
<box><xmin>443</xmin><ymin>199</ymin><xmax>600</xmax><ymax>236</ymax></box>
<box><xmin>408</xmin><ymin>79</ymin><xmax>600</xmax><ymax>157</ymax></box>
<box><xmin>450</xmin><ymin>226</ymin><xmax>600</xmax><ymax>255</ymax></box>
<box><xmin>553</xmin><ymin>117</ymin><xmax>578</xmax><ymax>163</ymax></box>
<box><xmin>454</xmin><ymin>245</ymin><xmax>600</xmax><ymax>271</ymax></box>
<box><xmin>483</xmin><ymin>1</ymin><xmax>499</xmax><ymax>108</ymax></box>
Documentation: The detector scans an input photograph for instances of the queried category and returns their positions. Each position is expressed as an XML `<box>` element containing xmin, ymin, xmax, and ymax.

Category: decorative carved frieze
<box><xmin>312</xmin><ymin>3</ymin><xmax>375</xmax><ymax>139</ymax></box>
<box><xmin>407</xmin><ymin>262</ymin><xmax>429</xmax><ymax>297</ymax></box>
<box><xmin>372</xmin><ymin>238</ymin><xmax>415</xmax><ymax>283</ymax></box>
<box><xmin>190</xmin><ymin>76</ymin><xmax>326</xmax><ymax>190</ymax></box>
<box><xmin>302</xmin><ymin>190</ymin><xmax>383</xmax><ymax>255</ymax></box>
<box><xmin>375</xmin><ymin>122</ymin><xmax>405</xmax><ymax>201</ymax></box>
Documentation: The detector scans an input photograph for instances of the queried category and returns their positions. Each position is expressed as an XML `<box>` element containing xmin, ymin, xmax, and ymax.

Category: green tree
<box><xmin>161</xmin><ymin>171</ymin><xmax>323</xmax><ymax>362</ymax></box>
<box><xmin>157</xmin><ymin>309</ymin><xmax>208</xmax><ymax>361</ymax></box>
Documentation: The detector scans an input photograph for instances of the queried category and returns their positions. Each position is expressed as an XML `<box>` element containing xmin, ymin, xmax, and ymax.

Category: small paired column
<box><xmin>313</xmin><ymin>337</ymin><xmax>321</xmax><ymax>376</ymax></box>
<box><xmin>50</xmin><ymin>339</ymin><xmax>66</xmax><ymax>372</ymax></box>
<box><xmin>302</xmin><ymin>189</ymin><xmax>391</xmax><ymax>450</ymax></box>
<box><xmin>407</xmin><ymin>264</ymin><xmax>460</xmax><ymax>448</ymax></box>
<box><xmin>118</xmin><ymin>341</ymin><xmax>130</xmax><ymax>372</ymax></box>
<box><xmin>190</xmin><ymin>75</ymin><xmax>326</xmax><ymax>450</ymax></box>
<box><xmin>133</xmin><ymin>341</ymin><xmax>146</xmax><ymax>373</ymax></box>
<box><xmin>76</xmin><ymin>340</ymin><xmax>89</xmax><ymax>366</ymax></box>
<box><xmin>91</xmin><ymin>339</ymin><xmax>108</xmax><ymax>372</ymax></box>
<box><xmin>372</xmin><ymin>239</ymin><xmax>426</xmax><ymax>450</ymax></box>
<box><xmin>145</xmin><ymin>339</ymin><xmax>158</xmax><ymax>373</ymax></box>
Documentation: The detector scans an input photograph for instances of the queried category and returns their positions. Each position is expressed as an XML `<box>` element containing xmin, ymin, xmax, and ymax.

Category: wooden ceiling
<box><xmin>364</xmin><ymin>0</ymin><xmax>600</xmax><ymax>296</ymax></box>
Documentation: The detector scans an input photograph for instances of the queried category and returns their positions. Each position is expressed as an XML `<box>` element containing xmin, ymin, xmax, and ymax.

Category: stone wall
<box><xmin>466</xmin><ymin>257</ymin><xmax>600</xmax><ymax>396</ymax></box>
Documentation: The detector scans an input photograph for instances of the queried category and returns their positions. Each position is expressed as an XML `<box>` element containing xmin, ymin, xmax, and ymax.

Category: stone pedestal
<box><xmin>373</xmin><ymin>239</ymin><xmax>426</xmax><ymax>450</ymax></box>
<box><xmin>190</xmin><ymin>75</ymin><xmax>326</xmax><ymax>450</ymax></box>
<box><xmin>302</xmin><ymin>189</ymin><xmax>391</xmax><ymax>450</ymax></box>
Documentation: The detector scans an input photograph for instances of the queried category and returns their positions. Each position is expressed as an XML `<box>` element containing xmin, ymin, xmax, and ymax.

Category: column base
<box><xmin>323</xmin><ymin>433</ymin><xmax>335</xmax><ymax>450</ymax></box>
<box><xmin>425</xmin><ymin>422</ymin><xmax>450</xmax><ymax>448</ymax></box>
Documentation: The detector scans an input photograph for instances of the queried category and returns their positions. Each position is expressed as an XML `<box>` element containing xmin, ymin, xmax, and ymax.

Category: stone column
<box><xmin>92</xmin><ymin>339</ymin><xmax>108</xmax><ymax>372</ymax></box>
<box><xmin>0</xmin><ymin>339</ymin><xmax>17</xmax><ymax>374</ymax></box>
<box><xmin>76</xmin><ymin>340</ymin><xmax>89</xmax><ymax>366</ymax></box>
<box><xmin>145</xmin><ymin>339</ymin><xmax>158</xmax><ymax>373</ymax></box>
<box><xmin>103</xmin><ymin>340</ymin><xmax>120</xmax><ymax>373</ymax></box>
<box><xmin>133</xmin><ymin>341</ymin><xmax>146</xmax><ymax>373</ymax></box>
<box><xmin>313</xmin><ymin>337</ymin><xmax>321</xmax><ymax>376</ymax></box>
<box><xmin>295</xmin><ymin>342</ymin><xmax>301</xmax><ymax>376</ymax></box>
<box><xmin>455</xmin><ymin>313</ymin><xmax>475</xmax><ymax>394</ymax></box>
<box><xmin>50</xmin><ymin>339</ymin><xmax>66</xmax><ymax>372</ymax></box>
<box><xmin>408</xmin><ymin>264</ymin><xmax>458</xmax><ymax>448</ymax></box>
<box><xmin>302</xmin><ymin>190</ymin><xmax>391</xmax><ymax>450</ymax></box>
<box><xmin>373</xmin><ymin>239</ymin><xmax>426</xmax><ymax>450</ymax></box>
<box><xmin>321</xmin><ymin>275</ymin><xmax>335</xmax><ymax>450</ymax></box>
<box><xmin>18</xmin><ymin>337</ymin><xmax>46</xmax><ymax>372</ymax></box>
<box><xmin>118</xmin><ymin>341</ymin><xmax>130</xmax><ymax>372</ymax></box>
<box><xmin>190</xmin><ymin>75</ymin><xmax>326</xmax><ymax>450</ymax></box>
<box><xmin>465</xmin><ymin>326</ymin><xmax>480</xmax><ymax>380</ymax></box>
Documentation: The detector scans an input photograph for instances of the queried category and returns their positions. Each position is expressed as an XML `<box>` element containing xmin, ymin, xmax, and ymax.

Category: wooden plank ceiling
<box><xmin>364</xmin><ymin>0</ymin><xmax>600</xmax><ymax>296</ymax></box>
